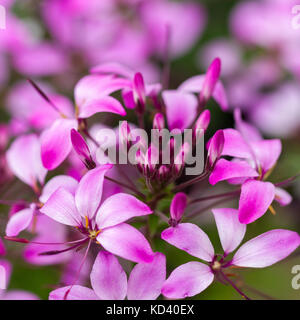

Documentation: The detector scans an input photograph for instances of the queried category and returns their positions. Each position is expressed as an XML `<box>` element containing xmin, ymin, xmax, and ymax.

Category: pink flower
<box><xmin>161</xmin><ymin>208</ymin><xmax>300</xmax><ymax>299</ymax></box>
<box><xmin>209</xmin><ymin>110</ymin><xmax>291</xmax><ymax>224</ymax></box>
<box><xmin>49</xmin><ymin>251</ymin><xmax>166</xmax><ymax>300</ymax></box>
<box><xmin>40</xmin><ymin>165</ymin><xmax>154</xmax><ymax>263</ymax></box>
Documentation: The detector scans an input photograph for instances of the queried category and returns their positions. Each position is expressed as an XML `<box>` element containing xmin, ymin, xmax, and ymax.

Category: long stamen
<box><xmin>27</xmin><ymin>79</ymin><xmax>65</xmax><ymax>116</ymax></box>
<box><xmin>39</xmin><ymin>241</ymin><xmax>87</xmax><ymax>256</ymax></box>
<box><xmin>64</xmin><ymin>239</ymin><xmax>92</xmax><ymax>300</ymax></box>
<box><xmin>4</xmin><ymin>236</ymin><xmax>88</xmax><ymax>246</ymax></box>
<box><xmin>220</xmin><ymin>270</ymin><xmax>251</xmax><ymax>300</ymax></box>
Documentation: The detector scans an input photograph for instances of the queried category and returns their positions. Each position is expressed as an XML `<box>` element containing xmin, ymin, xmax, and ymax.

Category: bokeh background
<box><xmin>0</xmin><ymin>0</ymin><xmax>299</xmax><ymax>300</ymax></box>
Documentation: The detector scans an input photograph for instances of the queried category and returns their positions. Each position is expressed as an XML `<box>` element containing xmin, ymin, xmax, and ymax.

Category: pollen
<box><xmin>269</xmin><ymin>205</ymin><xmax>276</xmax><ymax>215</ymax></box>
<box><xmin>89</xmin><ymin>229</ymin><xmax>101</xmax><ymax>239</ymax></box>
<box><xmin>212</xmin><ymin>261</ymin><xmax>221</xmax><ymax>271</ymax></box>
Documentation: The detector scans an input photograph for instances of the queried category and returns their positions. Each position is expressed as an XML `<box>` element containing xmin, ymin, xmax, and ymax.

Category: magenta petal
<box><xmin>209</xmin><ymin>159</ymin><xmax>259</xmax><ymax>185</ymax></box>
<box><xmin>40</xmin><ymin>187</ymin><xmax>81</xmax><ymax>226</ymax></box>
<box><xmin>127</xmin><ymin>252</ymin><xmax>166</xmax><ymax>300</ymax></box>
<box><xmin>71</xmin><ymin>129</ymin><xmax>91</xmax><ymax>162</ymax></box>
<box><xmin>274</xmin><ymin>187</ymin><xmax>292</xmax><ymax>206</ymax></box>
<box><xmin>162</xmin><ymin>90</ymin><xmax>198</xmax><ymax>131</ymax></box>
<box><xmin>222</xmin><ymin>129</ymin><xmax>252</xmax><ymax>159</ymax></box>
<box><xmin>133</xmin><ymin>72</ymin><xmax>146</xmax><ymax>105</ymax></box>
<box><xmin>232</xmin><ymin>229</ymin><xmax>300</xmax><ymax>268</ymax></box>
<box><xmin>75</xmin><ymin>165</ymin><xmax>113</xmax><ymax>220</ymax></box>
<box><xmin>49</xmin><ymin>285</ymin><xmax>99</xmax><ymax>300</ymax></box>
<box><xmin>238</xmin><ymin>180</ymin><xmax>275</xmax><ymax>224</ymax></box>
<box><xmin>200</xmin><ymin>58</ymin><xmax>221</xmax><ymax>103</ymax></box>
<box><xmin>6</xmin><ymin>207</ymin><xmax>34</xmax><ymax>237</ymax></box>
<box><xmin>78</xmin><ymin>96</ymin><xmax>126</xmax><ymax>118</ymax></box>
<box><xmin>97</xmin><ymin>223</ymin><xmax>154</xmax><ymax>264</ymax></box>
<box><xmin>6</xmin><ymin>134</ymin><xmax>47</xmax><ymax>187</ymax></box>
<box><xmin>207</xmin><ymin>130</ymin><xmax>224</xmax><ymax>167</ymax></box>
<box><xmin>90</xmin><ymin>251</ymin><xmax>127</xmax><ymax>300</ymax></box>
<box><xmin>39</xmin><ymin>175</ymin><xmax>78</xmax><ymax>204</ymax></box>
<box><xmin>0</xmin><ymin>238</ymin><xmax>6</xmax><ymax>256</ymax></box>
<box><xmin>162</xmin><ymin>262</ymin><xmax>214</xmax><ymax>299</ymax></box>
<box><xmin>96</xmin><ymin>193</ymin><xmax>152</xmax><ymax>229</ymax></box>
<box><xmin>170</xmin><ymin>193</ymin><xmax>187</xmax><ymax>222</ymax></box>
<box><xmin>161</xmin><ymin>223</ymin><xmax>214</xmax><ymax>262</ymax></box>
<box><xmin>249</xmin><ymin>139</ymin><xmax>282</xmax><ymax>174</ymax></box>
<box><xmin>212</xmin><ymin>81</ymin><xmax>228</xmax><ymax>111</ymax></box>
<box><xmin>41</xmin><ymin>118</ymin><xmax>77</xmax><ymax>170</ymax></box>
<box><xmin>90</xmin><ymin>62</ymin><xmax>134</xmax><ymax>78</ymax></box>
<box><xmin>212</xmin><ymin>208</ymin><xmax>246</xmax><ymax>254</ymax></box>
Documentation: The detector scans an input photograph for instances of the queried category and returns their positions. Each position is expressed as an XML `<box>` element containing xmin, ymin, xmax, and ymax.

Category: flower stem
<box><xmin>220</xmin><ymin>270</ymin><xmax>251</xmax><ymax>300</ymax></box>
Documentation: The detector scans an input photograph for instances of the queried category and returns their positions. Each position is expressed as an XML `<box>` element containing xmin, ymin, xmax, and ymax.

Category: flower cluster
<box><xmin>1</xmin><ymin>54</ymin><xmax>299</xmax><ymax>300</ymax></box>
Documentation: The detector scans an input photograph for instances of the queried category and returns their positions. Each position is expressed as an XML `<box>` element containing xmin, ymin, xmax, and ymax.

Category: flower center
<box><xmin>211</xmin><ymin>261</ymin><xmax>222</xmax><ymax>271</ymax></box>
<box><xmin>88</xmin><ymin>229</ymin><xmax>101</xmax><ymax>239</ymax></box>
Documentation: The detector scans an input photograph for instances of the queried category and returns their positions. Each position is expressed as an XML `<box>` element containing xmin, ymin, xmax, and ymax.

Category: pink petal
<box><xmin>40</xmin><ymin>187</ymin><xmax>81</xmax><ymax>226</ymax></box>
<box><xmin>232</xmin><ymin>229</ymin><xmax>300</xmax><ymax>268</ymax></box>
<box><xmin>97</xmin><ymin>223</ymin><xmax>154</xmax><ymax>263</ymax></box>
<box><xmin>162</xmin><ymin>262</ymin><xmax>214</xmax><ymax>299</ymax></box>
<box><xmin>274</xmin><ymin>187</ymin><xmax>292</xmax><ymax>206</ymax></box>
<box><xmin>96</xmin><ymin>193</ymin><xmax>152</xmax><ymax>229</ymax></box>
<box><xmin>170</xmin><ymin>193</ymin><xmax>187</xmax><ymax>222</ymax></box>
<box><xmin>212</xmin><ymin>208</ymin><xmax>246</xmax><ymax>254</ymax></box>
<box><xmin>209</xmin><ymin>159</ymin><xmax>259</xmax><ymax>185</ymax></box>
<box><xmin>133</xmin><ymin>72</ymin><xmax>146</xmax><ymax>105</ymax></box>
<box><xmin>162</xmin><ymin>90</ymin><xmax>198</xmax><ymax>131</ymax></box>
<box><xmin>75</xmin><ymin>165</ymin><xmax>112</xmax><ymax>220</ymax></box>
<box><xmin>49</xmin><ymin>285</ymin><xmax>99</xmax><ymax>300</ymax></box>
<box><xmin>234</xmin><ymin>109</ymin><xmax>262</xmax><ymax>142</ymax></box>
<box><xmin>90</xmin><ymin>251</ymin><xmax>127</xmax><ymax>300</ymax></box>
<box><xmin>90</xmin><ymin>62</ymin><xmax>134</xmax><ymax>78</ymax></box>
<box><xmin>200</xmin><ymin>58</ymin><xmax>221</xmax><ymax>103</ymax></box>
<box><xmin>222</xmin><ymin>129</ymin><xmax>252</xmax><ymax>159</ymax></box>
<box><xmin>2</xmin><ymin>290</ymin><xmax>39</xmax><ymax>300</ymax></box>
<box><xmin>249</xmin><ymin>139</ymin><xmax>282</xmax><ymax>174</ymax></box>
<box><xmin>6</xmin><ymin>207</ymin><xmax>34</xmax><ymax>237</ymax></box>
<box><xmin>0</xmin><ymin>265</ymin><xmax>6</xmax><ymax>290</ymax></box>
<box><xmin>207</xmin><ymin>130</ymin><xmax>224</xmax><ymax>168</ymax></box>
<box><xmin>6</xmin><ymin>134</ymin><xmax>47</xmax><ymax>187</ymax></box>
<box><xmin>178</xmin><ymin>75</ymin><xmax>228</xmax><ymax>110</ymax></box>
<box><xmin>127</xmin><ymin>252</ymin><xmax>166</xmax><ymax>300</ymax></box>
<box><xmin>194</xmin><ymin>109</ymin><xmax>211</xmax><ymax>132</ymax></box>
<box><xmin>239</xmin><ymin>180</ymin><xmax>275</xmax><ymax>224</ymax></box>
<box><xmin>39</xmin><ymin>175</ymin><xmax>78</xmax><ymax>204</ymax></box>
<box><xmin>161</xmin><ymin>223</ymin><xmax>214</xmax><ymax>262</ymax></box>
<box><xmin>41</xmin><ymin>118</ymin><xmax>77</xmax><ymax>170</ymax></box>
<box><xmin>78</xmin><ymin>96</ymin><xmax>126</xmax><ymax>118</ymax></box>
<box><xmin>71</xmin><ymin>129</ymin><xmax>92</xmax><ymax>163</ymax></box>
<box><xmin>0</xmin><ymin>260</ymin><xmax>11</xmax><ymax>290</ymax></box>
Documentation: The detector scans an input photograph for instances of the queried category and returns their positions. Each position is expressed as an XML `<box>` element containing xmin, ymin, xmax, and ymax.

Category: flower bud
<box><xmin>170</xmin><ymin>192</ymin><xmax>187</xmax><ymax>223</ymax></box>
<box><xmin>153</xmin><ymin>113</ymin><xmax>165</xmax><ymax>131</ymax></box>
<box><xmin>207</xmin><ymin>129</ymin><xmax>224</xmax><ymax>169</ymax></box>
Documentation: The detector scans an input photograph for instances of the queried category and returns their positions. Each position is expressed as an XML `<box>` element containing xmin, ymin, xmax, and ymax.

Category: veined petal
<box><xmin>238</xmin><ymin>180</ymin><xmax>275</xmax><ymax>224</ymax></box>
<box><xmin>40</xmin><ymin>118</ymin><xmax>77</xmax><ymax>170</ymax></box>
<box><xmin>40</xmin><ymin>187</ymin><xmax>81</xmax><ymax>226</ymax></box>
<box><xmin>49</xmin><ymin>285</ymin><xmax>99</xmax><ymax>300</ymax></box>
<box><xmin>209</xmin><ymin>159</ymin><xmax>258</xmax><ymax>185</ymax></box>
<box><xmin>96</xmin><ymin>193</ymin><xmax>152</xmax><ymax>229</ymax></box>
<box><xmin>212</xmin><ymin>208</ymin><xmax>246</xmax><ymax>254</ymax></box>
<box><xmin>161</xmin><ymin>223</ymin><xmax>214</xmax><ymax>262</ymax></box>
<box><xmin>6</xmin><ymin>134</ymin><xmax>47</xmax><ymax>187</ymax></box>
<box><xmin>162</xmin><ymin>262</ymin><xmax>214</xmax><ymax>299</ymax></box>
<box><xmin>97</xmin><ymin>223</ymin><xmax>154</xmax><ymax>264</ymax></box>
<box><xmin>75</xmin><ymin>165</ymin><xmax>113</xmax><ymax>220</ymax></box>
<box><xmin>39</xmin><ymin>175</ymin><xmax>78</xmax><ymax>203</ymax></box>
<box><xmin>162</xmin><ymin>90</ymin><xmax>198</xmax><ymax>131</ymax></box>
<box><xmin>232</xmin><ymin>229</ymin><xmax>300</xmax><ymax>268</ymax></box>
<box><xmin>90</xmin><ymin>251</ymin><xmax>127</xmax><ymax>300</ymax></box>
<box><xmin>274</xmin><ymin>187</ymin><xmax>292</xmax><ymax>206</ymax></box>
<box><xmin>6</xmin><ymin>207</ymin><xmax>34</xmax><ymax>237</ymax></box>
<box><xmin>127</xmin><ymin>252</ymin><xmax>166</xmax><ymax>300</ymax></box>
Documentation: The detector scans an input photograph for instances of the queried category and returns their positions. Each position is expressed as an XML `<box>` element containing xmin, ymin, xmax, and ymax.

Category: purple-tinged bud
<box><xmin>199</xmin><ymin>58</ymin><xmax>221</xmax><ymax>107</ymax></box>
<box><xmin>157</xmin><ymin>165</ymin><xmax>169</xmax><ymax>182</ymax></box>
<box><xmin>133</xmin><ymin>72</ymin><xmax>146</xmax><ymax>114</ymax></box>
<box><xmin>207</xmin><ymin>129</ymin><xmax>224</xmax><ymax>169</ymax></box>
<box><xmin>153</xmin><ymin>113</ymin><xmax>165</xmax><ymax>131</ymax></box>
<box><xmin>71</xmin><ymin>129</ymin><xmax>96</xmax><ymax>170</ymax></box>
<box><xmin>173</xmin><ymin>142</ymin><xmax>190</xmax><ymax>176</ymax></box>
<box><xmin>144</xmin><ymin>144</ymin><xmax>159</xmax><ymax>178</ymax></box>
<box><xmin>170</xmin><ymin>192</ymin><xmax>187</xmax><ymax>224</ymax></box>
